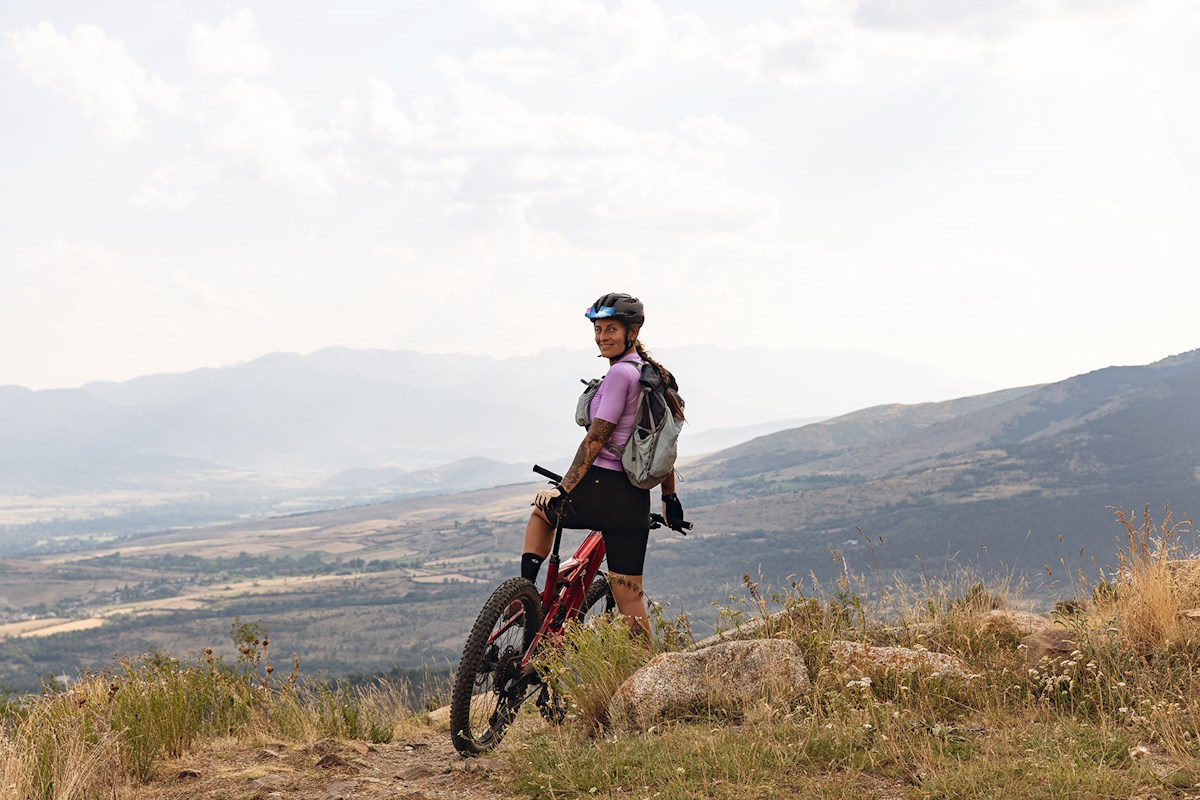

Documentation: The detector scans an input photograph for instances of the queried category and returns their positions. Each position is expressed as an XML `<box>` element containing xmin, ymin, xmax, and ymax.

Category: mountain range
<box><xmin>0</xmin><ymin>344</ymin><xmax>983</xmax><ymax>493</ymax></box>
<box><xmin>681</xmin><ymin>347</ymin><xmax>1200</xmax><ymax>587</ymax></box>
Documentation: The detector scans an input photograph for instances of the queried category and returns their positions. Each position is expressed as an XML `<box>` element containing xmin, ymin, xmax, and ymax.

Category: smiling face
<box><xmin>594</xmin><ymin>319</ymin><xmax>629</xmax><ymax>360</ymax></box>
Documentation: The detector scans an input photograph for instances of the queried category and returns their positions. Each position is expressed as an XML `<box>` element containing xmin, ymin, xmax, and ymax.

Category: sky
<box><xmin>3</xmin><ymin>0</ymin><xmax>1199</xmax><ymax>392</ymax></box>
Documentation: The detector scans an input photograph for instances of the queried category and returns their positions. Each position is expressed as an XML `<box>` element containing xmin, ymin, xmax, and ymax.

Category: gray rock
<box><xmin>254</xmin><ymin>773</ymin><xmax>288</xmax><ymax>789</ymax></box>
<box><xmin>397</xmin><ymin>764</ymin><xmax>439</xmax><ymax>781</ymax></box>
<box><xmin>609</xmin><ymin>638</ymin><xmax>809</xmax><ymax>730</ymax></box>
<box><xmin>1021</xmin><ymin>628</ymin><xmax>1079</xmax><ymax>675</ymax></box>
<box><xmin>976</xmin><ymin>608</ymin><xmax>1052</xmax><ymax>635</ymax></box>
<box><xmin>316</xmin><ymin>752</ymin><xmax>351</xmax><ymax>769</ymax></box>
<box><xmin>324</xmin><ymin>779</ymin><xmax>359</xmax><ymax>799</ymax></box>
<box><xmin>829</xmin><ymin>640</ymin><xmax>975</xmax><ymax>682</ymax></box>
<box><xmin>1166</xmin><ymin>559</ymin><xmax>1200</xmax><ymax>608</ymax></box>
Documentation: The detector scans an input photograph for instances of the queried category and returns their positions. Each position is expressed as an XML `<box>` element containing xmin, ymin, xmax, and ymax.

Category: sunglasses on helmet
<box><xmin>585</xmin><ymin>305</ymin><xmax>618</xmax><ymax>319</ymax></box>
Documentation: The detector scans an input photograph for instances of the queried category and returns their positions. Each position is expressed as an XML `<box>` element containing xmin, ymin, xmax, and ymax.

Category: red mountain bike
<box><xmin>449</xmin><ymin>464</ymin><xmax>689</xmax><ymax>755</ymax></box>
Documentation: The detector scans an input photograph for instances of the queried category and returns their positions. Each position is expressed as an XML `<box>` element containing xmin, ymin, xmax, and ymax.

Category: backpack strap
<box><xmin>601</xmin><ymin>359</ymin><xmax>644</xmax><ymax>458</ymax></box>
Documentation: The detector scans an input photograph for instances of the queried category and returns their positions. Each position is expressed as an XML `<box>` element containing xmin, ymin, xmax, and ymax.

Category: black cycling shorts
<box><xmin>546</xmin><ymin>465</ymin><xmax>651</xmax><ymax>575</ymax></box>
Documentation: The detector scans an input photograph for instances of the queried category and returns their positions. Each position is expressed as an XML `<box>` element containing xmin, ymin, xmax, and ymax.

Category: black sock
<box><xmin>521</xmin><ymin>553</ymin><xmax>544</xmax><ymax>583</ymax></box>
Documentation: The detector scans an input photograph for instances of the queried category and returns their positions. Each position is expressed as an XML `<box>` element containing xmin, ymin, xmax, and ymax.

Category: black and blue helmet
<box><xmin>585</xmin><ymin>293</ymin><xmax>644</xmax><ymax>326</ymax></box>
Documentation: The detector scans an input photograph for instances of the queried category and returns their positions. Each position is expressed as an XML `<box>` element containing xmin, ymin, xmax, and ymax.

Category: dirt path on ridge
<box><xmin>122</xmin><ymin>721</ymin><xmax>522</xmax><ymax>800</ymax></box>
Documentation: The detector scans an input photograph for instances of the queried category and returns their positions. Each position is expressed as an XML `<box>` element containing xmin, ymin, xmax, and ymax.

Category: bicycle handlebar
<box><xmin>651</xmin><ymin>512</ymin><xmax>691</xmax><ymax>535</ymax></box>
<box><xmin>532</xmin><ymin>464</ymin><xmax>562</xmax><ymax>483</ymax></box>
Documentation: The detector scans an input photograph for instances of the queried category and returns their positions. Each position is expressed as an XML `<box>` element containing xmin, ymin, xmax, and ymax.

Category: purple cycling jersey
<box><xmin>589</xmin><ymin>351</ymin><xmax>642</xmax><ymax>472</ymax></box>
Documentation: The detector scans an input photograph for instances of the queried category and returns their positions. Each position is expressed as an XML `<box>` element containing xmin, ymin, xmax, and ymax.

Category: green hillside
<box><xmin>682</xmin><ymin>349</ymin><xmax>1200</xmax><ymax>592</ymax></box>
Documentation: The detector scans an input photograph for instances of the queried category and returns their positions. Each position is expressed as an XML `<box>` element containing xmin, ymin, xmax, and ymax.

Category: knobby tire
<box><xmin>580</xmin><ymin>574</ymin><xmax>611</xmax><ymax>622</ymax></box>
<box><xmin>450</xmin><ymin>577</ymin><xmax>541</xmax><ymax>756</ymax></box>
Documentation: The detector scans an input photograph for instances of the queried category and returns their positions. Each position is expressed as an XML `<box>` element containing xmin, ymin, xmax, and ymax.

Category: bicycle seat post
<box><xmin>541</xmin><ymin>505</ymin><xmax>567</xmax><ymax>600</ymax></box>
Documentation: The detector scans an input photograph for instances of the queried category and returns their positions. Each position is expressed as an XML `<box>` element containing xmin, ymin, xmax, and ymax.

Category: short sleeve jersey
<box><xmin>588</xmin><ymin>352</ymin><xmax>642</xmax><ymax>472</ymax></box>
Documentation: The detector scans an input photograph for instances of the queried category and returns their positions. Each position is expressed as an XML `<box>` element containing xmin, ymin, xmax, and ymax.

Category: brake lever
<box><xmin>650</xmin><ymin>513</ymin><xmax>691</xmax><ymax>536</ymax></box>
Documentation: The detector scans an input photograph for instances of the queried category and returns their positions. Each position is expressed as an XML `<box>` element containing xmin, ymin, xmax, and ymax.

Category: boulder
<box><xmin>1167</xmin><ymin>559</ymin><xmax>1200</xmax><ymax>609</ymax></box>
<box><xmin>609</xmin><ymin>639</ymin><xmax>809</xmax><ymax>730</ymax></box>
<box><xmin>1179</xmin><ymin>608</ymin><xmax>1200</xmax><ymax>631</ymax></box>
<box><xmin>1021</xmin><ymin>628</ymin><xmax>1078</xmax><ymax>675</ymax></box>
<box><xmin>976</xmin><ymin>608</ymin><xmax>1052</xmax><ymax>635</ymax></box>
<box><xmin>829</xmin><ymin>640</ymin><xmax>974</xmax><ymax>682</ymax></box>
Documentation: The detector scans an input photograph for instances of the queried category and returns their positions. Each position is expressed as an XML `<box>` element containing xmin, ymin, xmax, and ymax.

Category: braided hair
<box><xmin>633</xmin><ymin>339</ymin><xmax>685</xmax><ymax>421</ymax></box>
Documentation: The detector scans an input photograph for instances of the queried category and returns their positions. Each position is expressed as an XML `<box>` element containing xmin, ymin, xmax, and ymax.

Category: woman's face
<box><xmin>594</xmin><ymin>319</ymin><xmax>628</xmax><ymax>360</ymax></box>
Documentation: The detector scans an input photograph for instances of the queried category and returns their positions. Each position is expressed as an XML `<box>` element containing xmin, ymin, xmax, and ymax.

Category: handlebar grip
<box><xmin>532</xmin><ymin>464</ymin><xmax>563</xmax><ymax>483</ymax></box>
<box><xmin>650</xmin><ymin>513</ymin><xmax>691</xmax><ymax>535</ymax></box>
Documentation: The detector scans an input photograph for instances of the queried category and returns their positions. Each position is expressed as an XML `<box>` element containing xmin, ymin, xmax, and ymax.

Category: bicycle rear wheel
<box><xmin>450</xmin><ymin>577</ymin><xmax>541</xmax><ymax>755</ymax></box>
<box><xmin>579</xmin><ymin>574</ymin><xmax>612</xmax><ymax>622</ymax></box>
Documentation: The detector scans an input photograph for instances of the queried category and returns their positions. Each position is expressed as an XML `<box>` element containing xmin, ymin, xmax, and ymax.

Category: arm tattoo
<box><xmin>562</xmin><ymin>419</ymin><xmax>617</xmax><ymax>492</ymax></box>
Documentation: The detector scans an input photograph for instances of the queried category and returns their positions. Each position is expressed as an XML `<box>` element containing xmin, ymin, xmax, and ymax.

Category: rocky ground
<box><xmin>123</xmin><ymin>723</ymin><xmax>517</xmax><ymax>800</ymax></box>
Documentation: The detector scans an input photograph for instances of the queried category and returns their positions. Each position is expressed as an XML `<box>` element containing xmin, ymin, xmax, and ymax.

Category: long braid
<box><xmin>634</xmin><ymin>341</ymin><xmax>685</xmax><ymax>421</ymax></box>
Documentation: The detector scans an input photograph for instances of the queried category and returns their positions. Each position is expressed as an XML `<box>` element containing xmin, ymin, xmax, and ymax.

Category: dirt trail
<box><xmin>125</xmin><ymin>723</ymin><xmax>517</xmax><ymax>800</ymax></box>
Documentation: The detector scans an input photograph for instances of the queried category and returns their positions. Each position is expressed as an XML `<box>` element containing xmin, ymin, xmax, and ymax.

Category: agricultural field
<box><xmin>0</xmin><ymin>483</ymin><xmax>541</xmax><ymax>692</ymax></box>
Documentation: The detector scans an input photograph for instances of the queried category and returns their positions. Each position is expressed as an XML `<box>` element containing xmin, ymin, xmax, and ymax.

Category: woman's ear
<box><xmin>627</xmin><ymin>323</ymin><xmax>641</xmax><ymax>340</ymax></box>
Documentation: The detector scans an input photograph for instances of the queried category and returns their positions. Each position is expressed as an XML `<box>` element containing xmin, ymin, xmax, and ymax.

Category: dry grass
<box><xmin>510</xmin><ymin>512</ymin><xmax>1200</xmax><ymax>799</ymax></box>
<box><xmin>0</xmin><ymin>626</ymin><xmax>417</xmax><ymax>800</ymax></box>
<box><xmin>1103</xmin><ymin>503</ymin><xmax>1194</xmax><ymax>651</ymax></box>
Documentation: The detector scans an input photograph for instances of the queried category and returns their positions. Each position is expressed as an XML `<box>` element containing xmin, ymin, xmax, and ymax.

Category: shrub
<box><xmin>537</xmin><ymin>614</ymin><xmax>653</xmax><ymax>730</ymax></box>
<box><xmin>1106</xmin><ymin>504</ymin><xmax>1193</xmax><ymax>652</ymax></box>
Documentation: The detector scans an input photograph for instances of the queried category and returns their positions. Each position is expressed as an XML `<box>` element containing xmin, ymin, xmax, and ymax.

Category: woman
<box><xmin>520</xmin><ymin>292</ymin><xmax>686</xmax><ymax>634</ymax></box>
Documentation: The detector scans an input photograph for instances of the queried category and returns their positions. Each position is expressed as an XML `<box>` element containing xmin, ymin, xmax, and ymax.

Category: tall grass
<box><xmin>0</xmin><ymin>625</ymin><xmax>411</xmax><ymax>800</ymax></box>
<box><xmin>1105</xmin><ymin>503</ymin><xmax>1194</xmax><ymax>651</ymax></box>
<box><xmin>511</xmin><ymin>511</ymin><xmax>1200</xmax><ymax>799</ymax></box>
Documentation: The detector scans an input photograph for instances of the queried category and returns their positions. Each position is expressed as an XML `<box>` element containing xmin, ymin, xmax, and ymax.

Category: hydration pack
<box><xmin>576</xmin><ymin>361</ymin><xmax>685</xmax><ymax>490</ymax></box>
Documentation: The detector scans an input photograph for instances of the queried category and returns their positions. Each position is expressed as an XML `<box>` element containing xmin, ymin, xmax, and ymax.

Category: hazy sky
<box><xmin>4</xmin><ymin>1</ymin><xmax>1199</xmax><ymax>391</ymax></box>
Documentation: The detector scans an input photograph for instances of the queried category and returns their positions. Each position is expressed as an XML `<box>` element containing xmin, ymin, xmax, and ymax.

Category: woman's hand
<box><xmin>535</xmin><ymin>486</ymin><xmax>565</xmax><ymax>511</ymax></box>
<box><xmin>663</xmin><ymin>493</ymin><xmax>684</xmax><ymax>529</ymax></box>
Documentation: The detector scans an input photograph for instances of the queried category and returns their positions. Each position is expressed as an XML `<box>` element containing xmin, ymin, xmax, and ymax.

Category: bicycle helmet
<box><xmin>585</xmin><ymin>293</ymin><xmax>645</xmax><ymax>326</ymax></box>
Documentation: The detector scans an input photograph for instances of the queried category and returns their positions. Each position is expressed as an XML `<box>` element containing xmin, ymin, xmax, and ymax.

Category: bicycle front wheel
<box><xmin>450</xmin><ymin>577</ymin><xmax>541</xmax><ymax>755</ymax></box>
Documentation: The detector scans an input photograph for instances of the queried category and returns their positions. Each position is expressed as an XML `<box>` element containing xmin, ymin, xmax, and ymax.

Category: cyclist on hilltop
<box><xmin>521</xmin><ymin>292</ymin><xmax>686</xmax><ymax>635</ymax></box>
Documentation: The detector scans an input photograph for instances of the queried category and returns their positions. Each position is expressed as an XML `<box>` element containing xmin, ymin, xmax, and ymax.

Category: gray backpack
<box><xmin>576</xmin><ymin>361</ymin><xmax>685</xmax><ymax>489</ymax></box>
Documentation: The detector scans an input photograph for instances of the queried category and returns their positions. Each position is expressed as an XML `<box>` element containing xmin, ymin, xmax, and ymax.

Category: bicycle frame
<box><xmin>520</xmin><ymin>527</ymin><xmax>605</xmax><ymax>669</ymax></box>
<box><xmin>480</xmin><ymin>464</ymin><xmax>611</xmax><ymax>672</ymax></box>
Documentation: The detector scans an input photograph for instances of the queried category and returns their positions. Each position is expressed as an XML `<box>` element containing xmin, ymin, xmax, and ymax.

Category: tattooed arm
<box><xmin>561</xmin><ymin>419</ymin><xmax>617</xmax><ymax>492</ymax></box>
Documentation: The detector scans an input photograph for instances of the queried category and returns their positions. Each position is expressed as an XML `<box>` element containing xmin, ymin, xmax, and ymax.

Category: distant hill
<box><xmin>683</xmin><ymin>348</ymin><xmax>1200</xmax><ymax>587</ymax></box>
<box><xmin>0</xmin><ymin>344</ymin><xmax>986</xmax><ymax>492</ymax></box>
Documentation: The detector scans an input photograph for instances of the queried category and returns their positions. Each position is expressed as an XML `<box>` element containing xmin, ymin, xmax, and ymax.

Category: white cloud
<box><xmin>481</xmin><ymin>0</ymin><xmax>691</xmax><ymax>76</ymax></box>
<box><xmin>4</xmin><ymin>22</ymin><xmax>180</xmax><ymax>140</ymax></box>
<box><xmin>187</xmin><ymin>9</ymin><xmax>273</xmax><ymax>75</ymax></box>
<box><xmin>853</xmin><ymin>0</ymin><xmax>1143</xmax><ymax>37</ymax></box>
<box><xmin>853</xmin><ymin>0</ymin><xmax>1047</xmax><ymax>36</ymax></box>
<box><xmin>128</xmin><ymin>163</ymin><xmax>204</xmax><ymax>209</ymax></box>
<box><xmin>194</xmin><ymin>79</ymin><xmax>350</xmax><ymax>192</ymax></box>
<box><xmin>678</xmin><ymin>115</ymin><xmax>750</xmax><ymax>149</ymax></box>
<box><xmin>734</xmin><ymin>4</ymin><xmax>862</xmax><ymax>85</ymax></box>
<box><xmin>129</xmin><ymin>184</ymin><xmax>195</xmax><ymax>210</ymax></box>
<box><xmin>330</xmin><ymin>71</ymin><xmax>776</xmax><ymax>241</ymax></box>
